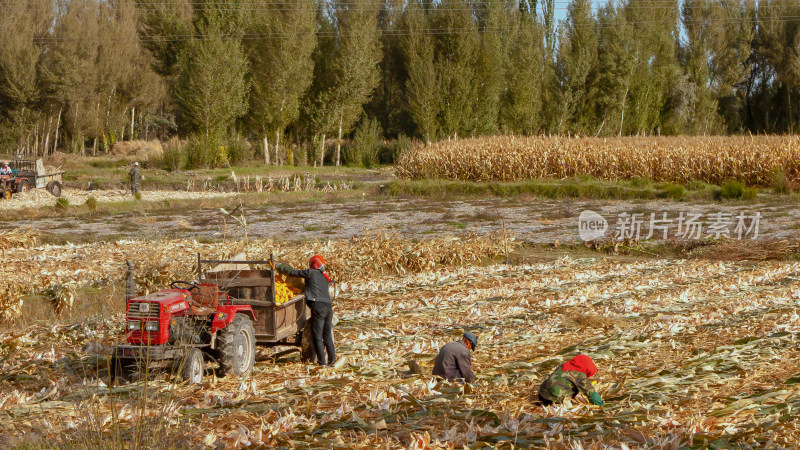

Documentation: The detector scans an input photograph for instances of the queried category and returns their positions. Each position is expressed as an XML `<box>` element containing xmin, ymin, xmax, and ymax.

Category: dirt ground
<box><xmin>5</xmin><ymin>194</ymin><xmax>799</xmax><ymax>245</ymax></box>
<box><xmin>0</xmin><ymin>188</ymin><xmax>234</xmax><ymax>211</ymax></box>
<box><xmin>2</xmin><ymin>177</ymin><xmax>800</xmax><ymax>447</ymax></box>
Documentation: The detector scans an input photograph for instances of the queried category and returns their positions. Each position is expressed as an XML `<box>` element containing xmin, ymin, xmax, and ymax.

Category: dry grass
<box><xmin>397</xmin><ymin>135</ymin><xmax>800</xmax><ymax>187</ymax></box>
<box><xmin>563</xmin><ymin>312</ymin><xmax>630</xmax><ymax>330</ymax></box>
<box><xmin>15</xmin><ymin>283</ymin><xmax>123</xmax><ymax>330</ymax></box>
<box><xmin>0</xmin><ymin>232</ymin><xmax>512</xmax><ymax>324</ymax></box>
<box><xmin>688</xmin><ymin>239</ymin><xmax>800</xmax><ymax>261</ymax></box>
<box><xmin>0</xmin><ymin>230</ymin><xmax>39</xmax><ymax>322</ymax></box>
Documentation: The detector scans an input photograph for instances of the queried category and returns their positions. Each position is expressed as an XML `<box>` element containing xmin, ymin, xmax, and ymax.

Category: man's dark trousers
<box><xmin>309</xmin><ymin>301</ymin><xmax>335</xmax><ymax>365</ymax></box>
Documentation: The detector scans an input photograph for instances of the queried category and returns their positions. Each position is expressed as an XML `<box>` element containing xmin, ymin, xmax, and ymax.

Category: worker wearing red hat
<box><xmin>538</xmin><ymin>354</ymin><xmax>605</xmax><ymax>406</ymax></box>
<box><xmin>276</xmin><ymin>255</ymin><xmax>335</xmax><ymax>366</ymax></box>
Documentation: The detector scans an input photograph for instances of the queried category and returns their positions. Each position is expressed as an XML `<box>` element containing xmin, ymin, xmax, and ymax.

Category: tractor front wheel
<box><xmin>181</xmin><ymin>348</ymin><xmax>204</xmax><ymax>384</ymax></box>
<box><xmin>217</xmin><ymin>314</ymin><xmax>255</xmax><ymax>377</ymax></box>
<box><xmin>109</xmin><ymin>356</ymin><xmax>135</xmax><ymax>386</ymax></box>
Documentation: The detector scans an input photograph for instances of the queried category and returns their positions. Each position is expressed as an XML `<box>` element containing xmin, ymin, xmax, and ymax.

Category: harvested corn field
<box><xmin>396</xmin><ymin>135</ymin><xmax>800</xmax><ymax>186</ymax></box>
<box><xmin>0</xmin><ymin>230</ymin><xmax>509</xmax><ymax>323</ymax></box>
<box><xmin>2</xmin><ymin>254</ymin><xmax>800</xmax><ymax>447</ymax></box>
<box><xmin>3</xmin><ymin>158</ymin><xmax>800</xmax><ymax>447</ymax></box>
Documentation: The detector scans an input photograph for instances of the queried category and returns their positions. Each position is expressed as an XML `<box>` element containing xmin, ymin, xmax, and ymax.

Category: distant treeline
<box><xmin>0</xmin><ymin>0</ymin><xmax>797</xmax><ymax>166</ymax></box>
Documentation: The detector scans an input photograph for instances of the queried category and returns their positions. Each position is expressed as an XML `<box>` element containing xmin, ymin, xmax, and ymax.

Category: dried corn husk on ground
<box><xmin>0</xmin><ymin>229</ymin><xmax>38</xmax><ymax>322</ymax></box>
<box><xmin>688</xmin><ymin>238</ymin><xmax>800</xmax><ymax>261</ymax></box>
<box><xmin>0</xmin><ymin>286</ymin><xmax>24</xmax><ymax>322</ymax></box>
<box><xmin>224</xmin><ymin>174</ymin><xmax>351</xmax><ymax>193</ymax></box>
<box><xmin>397</xmin><ymin>135</ymin><xmax>800</xmax><ymax>186</ymax></box>
<box><xmin>268</xmin><ymin>231</ymin><xmax>514</xmax><ymax>281</ymax></box>
<box><xmin>2</xmin><ymin>256</ymin><xmax>800</xmax><ymax>447</ymax></box>
<box><xmin>0</xmin><ymin>232</ymin><xmax>511</xmax><ymax>321</ymax></box>
<box><xmin>0</xmin><ymin>228</ymin><xmax>38</xmax><ymax>250</ymax></box>
<box><xmin>40</xmin><ymin>284</ymin><xmax>75</xmax><ymax>316</ymax></box>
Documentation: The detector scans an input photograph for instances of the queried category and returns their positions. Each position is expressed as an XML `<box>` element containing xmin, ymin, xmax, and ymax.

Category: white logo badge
<box><xmin>578</xmin><ymin>210</ymin><xmax>608</xmax><ymax>241</ymax></box>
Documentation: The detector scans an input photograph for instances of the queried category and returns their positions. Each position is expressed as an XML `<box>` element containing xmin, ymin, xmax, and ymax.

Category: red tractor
<box><xmin>111</xmin><ymin>256</ymin><xmax>314</xmax><ymax>384</ymax></box>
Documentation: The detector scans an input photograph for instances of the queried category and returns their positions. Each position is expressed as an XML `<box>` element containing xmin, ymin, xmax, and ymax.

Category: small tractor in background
<box><xmin>0</xmin><ymin>158</ymin><xmax>63</xmax><ymax>199</ymax></box>
<box><xmin>111</xmin><ymin>255</ymin><xmax>314</xmax><ymax>384</ymax></box>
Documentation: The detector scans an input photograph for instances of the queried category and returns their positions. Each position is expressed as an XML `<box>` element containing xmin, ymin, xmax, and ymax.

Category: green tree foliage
<box><xmin>244</xmin><ymin>0</ymin><xmax>317</xmax><ymax>165</ymax></box>
<box><xmin>681</xmin><ymin>0</ymin><xmax>717</xmax><ymax>134</ymax></box>
<box><xmin>0</xmin><ymin>0</ymin><xmax>54</xmax><ymax>151</ymax></box>
<box><xmin>174</xmin><ymin>9</ymin><xmax>249</xmax><ymax>165</ymax></box>
<box><xmin>136</xmin><ymin>0</ymin><xmax>194</xmax><ymax>78</ymax></box>
<box><xmin>555</xmin><ymin>0</ymin><xmax>598</xmax><ymax>134</ymax></box>
<box><xmin>473</xmin><ymin>0</ymin><xmax>511</xmax><ymax>135</ymax></box>
<box><xmin>500</xmin><ymin>6</ymin><xmax>547</xmax><ymax>134</ymax></box>
<box><xmin>44</xmin><ymin>0</ymin><xmax>102</xmax><ymax>153</ymax></box>
<box><xmin>368</xmin><ymin>0</ymin><xmax>413</xmax><ymax>138</ymax></box>
<box><xmin>311</xmin><ymin>0</ymin><xmax>382</xmax><ymax>166</ymax></box>
<box><xmin>755</xmin><ymin>0</ymin><xmax>800</xmax><ymax>132</ymax></box>
<box><xmin>432</xmin><ymin>0</ymin><xmax>480</xmax><ymax>138</ymax></box>
<box><xmin>624</xmin><ymin>0</ymin><xmax>683</xmax><ymax>135</ymax></box>
<box><xmin>4</xmin><ymin>0</ymin><xmax>800</xmax><ymax>160</ymax></box>
<box><xmin>42</xmin><ymin>0</ymin><xmax>163</xmax><ymax>155</ymax></box>
<box><xmin>594</xmin><ymin>3</ymin><xmax>636</xmax><ymax>136</ymax></box>
<box><xmin>710</xmin><ymin>0</ymin><xmax>755</xmax><ymax>132</ymax></box>
<box><xmin>345</xmin><ymin>114</ymin><xmax>382</xmax><ymax>167</ymax></box>
<box><xmin>402</xmin><ymin>0</ymin><xmax>439</xmax><ymax>143</ymax></box>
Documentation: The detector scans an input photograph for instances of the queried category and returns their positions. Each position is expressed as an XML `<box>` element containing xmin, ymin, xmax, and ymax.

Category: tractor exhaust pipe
<box><xmin>126</xmin><ymin>260</ymin><xmax>136</xmax><ymax>301</ymax></box>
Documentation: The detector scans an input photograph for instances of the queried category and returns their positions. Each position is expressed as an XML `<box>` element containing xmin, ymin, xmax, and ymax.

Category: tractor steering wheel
<box><xmin>170</xmin><ymin>280</ymin><xmax>200</xmax><ymax>292</ymax></box>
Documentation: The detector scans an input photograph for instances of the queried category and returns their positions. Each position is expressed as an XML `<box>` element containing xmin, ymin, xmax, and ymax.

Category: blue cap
<box><xmin>463</xmin><ymin>332</ymin><xmax>478</xmax><ymax>351</ymax></box>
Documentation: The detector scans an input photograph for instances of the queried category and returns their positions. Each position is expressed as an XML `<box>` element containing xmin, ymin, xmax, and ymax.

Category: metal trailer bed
<box><xmin>197</xmin><ymin>256</ymin><xmax>314</xmax><ymax>355</ymax></box>
<box><xmin>2</xmin><ymin>158</ymin><xmax>64</xmax><ymax>197</ymax></box>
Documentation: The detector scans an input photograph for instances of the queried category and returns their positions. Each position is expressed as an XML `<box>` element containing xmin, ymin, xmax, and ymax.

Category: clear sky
<box><xmin>546</xmin><ymin>0</ymin><xmax>688</xmax><ymax>41</ymax></box>
<box><xmin>549</xmin><ymin>0</ymin><xmax>597</xmax><ymax>25</ymax></box>
<box><xmin>552</xmin><ymin>0</ymin><xmax>573</xmax><ymax>25</ymax></box>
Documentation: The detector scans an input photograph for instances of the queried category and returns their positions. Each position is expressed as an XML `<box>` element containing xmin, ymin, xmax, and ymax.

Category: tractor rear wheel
<box><xmin>46</xmin><ymin>180</ymin><xmax>61</xmax><ymax>197</ymax></box>
<box><xmin>217</xmin><ymin>314</ymin><xmax>255</xmax><ymax>377</ymax></box>
<box><xmin>181</xmin><ymin>348</ymin><xmax>204</xmax><ymax>384</ymax></box>
<box><xmin>17</xmin><ymin>180</ymin><xmax>29</xmax><ymax>193</ymax></box>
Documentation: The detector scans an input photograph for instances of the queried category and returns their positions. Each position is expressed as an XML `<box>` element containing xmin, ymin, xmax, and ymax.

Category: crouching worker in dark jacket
<box><xmin>432</xmin><ymin>332</ymin><xmax>478</xmax><ymax>383</ymax></box>
<box><xmin>276</xmin><ymin>255</ymin><xmax>335</xmax><ymax>366</ymax></box>
<box><xmin>538</xmin><ymin>354</ymin><xmax>604</xmax><ymax>406</ymax></box>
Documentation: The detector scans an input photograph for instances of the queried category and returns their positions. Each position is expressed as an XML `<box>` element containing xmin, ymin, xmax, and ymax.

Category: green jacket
<box><xmin>538</xmin><ymin>365</ymin><xmax>598</xmax><ymax>403</ymax></box>
<box><xmin>129</xmin><ymin>166</ymin><xmax>140</xmax><ymax>182</ymax></box>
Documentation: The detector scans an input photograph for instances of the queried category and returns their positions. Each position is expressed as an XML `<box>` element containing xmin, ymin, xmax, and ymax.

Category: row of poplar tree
<box><xmin>0</xmin><ymin>0</ymin><xmax>798</xmax><ymax>164</ymax></box>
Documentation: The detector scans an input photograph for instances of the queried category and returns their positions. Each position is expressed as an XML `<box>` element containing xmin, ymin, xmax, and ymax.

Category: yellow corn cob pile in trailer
<box><xmin>274</xmin><ymin>277</ymin><xmax>301</xmax><ymax>305</ymax></box>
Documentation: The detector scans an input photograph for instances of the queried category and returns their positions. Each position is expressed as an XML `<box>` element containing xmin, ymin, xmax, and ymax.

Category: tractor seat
<box><xmin>191</xmin><ymin>284</ymin><xmax>219</xmax><ymax>309</ymax></box>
